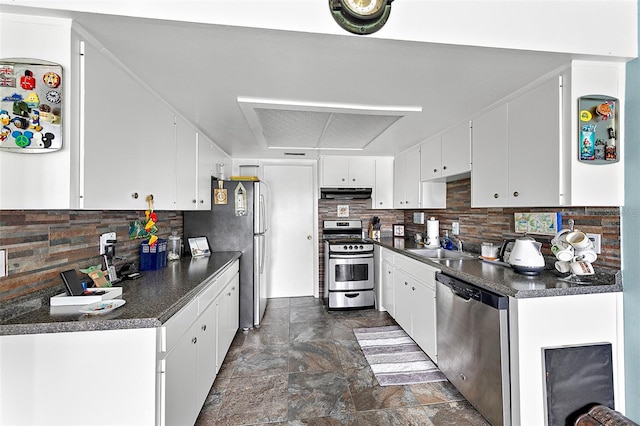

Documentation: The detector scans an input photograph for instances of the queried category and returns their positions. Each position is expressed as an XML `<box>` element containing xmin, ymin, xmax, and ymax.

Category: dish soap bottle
<box><xmin>442</xmin><ymin>230</ymin><xmax>454</xmax><ymax>250</ymax></box>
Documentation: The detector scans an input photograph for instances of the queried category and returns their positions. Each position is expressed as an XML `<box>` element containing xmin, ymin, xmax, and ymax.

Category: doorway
<box><xmin>263</xmin><ymin>162</ymin><xmax>317</xmax><ymax>298</ymax></box>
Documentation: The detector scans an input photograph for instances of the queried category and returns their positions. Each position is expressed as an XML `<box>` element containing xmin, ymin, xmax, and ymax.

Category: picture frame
<box><xmin>188</xmin><ymin>237</ymin><xmax>211</xmax><ymax>257</ymax></box>
<box><xmin>337</xmin><ymin>205</ymin><xmax>349</xmax><ymax>217</ymax></box>
<box><xmin>393</xmin><ymin>224</ymin><xmax>405</xmax><ymax>237</ymax></box>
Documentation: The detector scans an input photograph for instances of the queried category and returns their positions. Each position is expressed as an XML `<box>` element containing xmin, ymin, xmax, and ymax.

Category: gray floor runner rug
<box><xmin>353</xmin><ymin>325</ymin><xmax>447</xmax><ymax>386</ymax></box>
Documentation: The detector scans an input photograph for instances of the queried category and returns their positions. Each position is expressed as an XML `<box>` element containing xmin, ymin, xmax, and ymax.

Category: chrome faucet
<box><xmin>451</xmin><ymin>236</ymin><xmax>463</xmax><ymax>252</ymax></box>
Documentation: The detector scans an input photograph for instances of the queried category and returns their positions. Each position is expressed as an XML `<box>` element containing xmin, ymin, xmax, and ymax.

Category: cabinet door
<box><xmin>141</xmin><ymin>91</ymin><xmax>176</xmax><ymax>210</ymax></box>
<box><xmin>441</xmin><ymin>121</ymin><xmax>471</xmax><ymax>178</ymax></box>
<box><xmin>196</xmin><ymin>301</ymin><xmax>218</xmax><ymax>408</ymax></box>
<box><xmin>411</xmin><ymin>281</ymin><xmax>437</xmax><ymax>362</ymax></box>
<box><xmin>81</xmin><ymin>41</ymin><xmax>144</xmax><ymax>209</ymax></box>
<box><xmin>216</xmin><ymin>273</ymin><xmax>239</xmax><ymax>370</ymax></box>
<box><xmin>196</xmin><ymin>133</ymin><xmax>213</xmax><ymax>209</ymax></box>
<box><xmin>393</xmin><ymin>268</ymin><xmax>412</xmax><ymax>333</ymax></box>
<box><xmin>370</xmin><ymin>157</ymin><xmax>394</xmax><ymax>209</ymax></box>
<box><xmin>348</xmin><ymin>158</ymin><xmax>375</xmax><ymax>187</ymax></box>
<box><xmin>471</xmin><ymin>104</ymin><xmax>509</xmax><ymax>207</ymax></box>
<box><xmin>420</xmin><ymin>135</ymin><xmax>442</xmax><ymax>180</ymax></box>
<box><xmin>393</xmin><ymin>153</ymin><xmax>405</xmax><ymax>208</ymax></box>
<box><xmin>164</xmin><ymin>324</ymin><xmax>198</xmax><ymax>426</ymax></box>
<box><xmin>508</xmin><ymin>78</ymin><xmax>562</xmax><ymax>206</ymax></box>
<box><xmin>175</xmin><ymin>115</ymin><xmax>198</xmax><ymax>210</ymax></box>
<box><xmin>404</xmin><ymin>146</ymin><xmax>421</xmax><ymax>208</ymax></box>
<box><xmin>322</xmin><ymin>157</ymin><xmax>349</xmax><ymax>186</ymax></box>
<box><xmin>381</xmin><ymin>259</ymin><xmax>394</xmax><ymax>316</ymax></box>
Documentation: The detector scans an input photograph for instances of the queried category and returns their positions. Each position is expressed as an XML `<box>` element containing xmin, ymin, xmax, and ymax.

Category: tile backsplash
<box><xmin>0</xmin><ymin>210</ymin><xmax>183</xmax><ymax>305</ymax></box>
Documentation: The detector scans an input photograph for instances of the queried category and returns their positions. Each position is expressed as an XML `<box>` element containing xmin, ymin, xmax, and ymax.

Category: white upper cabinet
<box><xmin>420</xmin><ymin>122</ymin><xmax>471</xmax><ymax>181</ymax></box>
<box><xmin>81</xmin><ymin>39</ymin><xmax>146</xmax><ymax>210</ymax></box>
<box><xmin>367</xmin><ymin>157</ymin><xmax>394</xmax><ymax>209</ymax></box>
<box><xmin>394</xmin><ymin>146</ymin><xmax>421</xmax><ymax>208</ymax></box>
<box><xmin>321</xmin><ymin>156</ymin><xmax>375</xmax><ymax>187</ymax></box>
<box><xmin>472</xmin><ymin>77</ymin><xmax>562</xmax><ymax>207</ymax></box>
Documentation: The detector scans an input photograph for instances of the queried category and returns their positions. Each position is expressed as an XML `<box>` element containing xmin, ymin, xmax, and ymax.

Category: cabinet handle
<box><xmin>231</xmin><ymin>287</ymin><xmax>236</xmax><ymax>291</ymax></box>
<box><xmin>433</xmin><ymin>168</ymin><xmax>438</xmax><ymax>173</ymax></box>
<box><xmin>404</xmin><ymin>281</ymin><xmax>408</xmax><ymax>286</ymax></box>
<box><xmin>227</xmin><ymin>292</ymin><xmax>231</xmax><ymax>296</ymax></box>
<box><xmin>202</xmin><ymin>324</ymin><xmax>207</xmax><ymax>331</ymax></box>
<box><xmin>200</xmin><ymin>200</ymin><xmax>204</xmax><ymax>204</ymax></box>
<box><xmin>513</xmin><ymin>191</ymin><xmax>519</xmax><ymax>197</ymax></box>
<box><xmin>494</xmin><ymin>193</ymin><xmax>499</xmax><ymax>198</ymax></box>
<box><xmin>379</xmin><ymin>202</ymin><xmax>383</xmax><ymax>205</ymax></box>
<box><xmin>388</xmin><ymin>270</ymin><xmax>391</xmax><ymax>274</ymax></box>
<box><xmin>412</xmin><ymin>286</ymin><xmax>416</xmax><ymax>291</ymax></box>
<box><xmin>443</xmin><ymin>165</ymin><xmax>447</xmax><ymax>170</ymax></box>
<box><xmin>341</xmin><ymin>178</ymin><xmax>346</xmax><ymax>181</ymax></box>
<box><xmin>352</xmin><ymin>178</ymin><xmax>356</xmax><ymax>182</ymax></box>
<box><xmin>131</xmin><ymin>192</ymin><xmax>139</xmax><ymax>199</ymax></box>
<box><xmin>192</xmin><ymin>337</ymin><xmax>197</xmax><ymax>344</ymax></box>
<box><xmin>192</xmin><ymin>199</ymin><xmax>197</xmax><ymax>203</ymax></box>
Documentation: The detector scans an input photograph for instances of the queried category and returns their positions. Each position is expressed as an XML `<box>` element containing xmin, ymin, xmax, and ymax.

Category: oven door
<box><xmin>328</xmin><ymin>254</ymin><xmax>374</xmax><ymax>291</ymax></box>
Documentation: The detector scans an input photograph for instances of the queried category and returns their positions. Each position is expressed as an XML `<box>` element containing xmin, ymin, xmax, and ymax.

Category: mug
<box><xmin>566</xmin><ymin>231</ymin><xmax>591</xmax><ymax>249</ymax></box>
<box><xmin>481</xmin><ymin>242</ymin><xmax>500</xmax><ymax>260</ymax></box>
<box><xmin>569</xmin><ymin>259</ymin><xmax>595</xmax><ymax>275</ymax></box>
<box><xmin>555</xmin><ymin>260</ymin><xmax>571</xmax><ymax>273</ymax></box>
<box><xmin>551</xmin><ymin>241</ymin><xmax>574</xmax><ymax>262</ymax></box>
<box><xmin>414</xmin><ymin>233</ymin><xmax>423</xmax><ymax>243</ymax></box>
<box><xmin>574</xmin><ymin>247</ymin><xmax>597</xmax><ymax>263</ymax></box>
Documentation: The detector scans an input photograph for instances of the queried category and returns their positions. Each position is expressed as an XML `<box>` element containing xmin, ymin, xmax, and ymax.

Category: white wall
<box><xmin>1</xmin><ymin>0</ymin><xmax>636</xmax><ymax>58</ymax></box>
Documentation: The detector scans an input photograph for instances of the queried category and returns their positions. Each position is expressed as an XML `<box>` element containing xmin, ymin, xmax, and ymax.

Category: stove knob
<box><xmin>343</xmin><ymin>245</ymin><xmax>348</xmax><ymax>250</ymax></box>
<box><xmin>348</xmin><ymin>245</ymin><xmax>353</xmax><ymax>250</ymax></box>
<box><xmin>359</xmin><ymin>245</ymin><xmax>364</xmax><ymax>249</ymax></box>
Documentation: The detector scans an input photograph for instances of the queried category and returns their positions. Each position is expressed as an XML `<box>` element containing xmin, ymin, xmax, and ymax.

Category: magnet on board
<box><xmin>42</xmin><ymin>71</ymin><xmax>61</xmax><ymax>88</ymax></box>
<box><xmin>579</xmin><ymin>110</ymin><xmax>593</xmax><ymax>122</ymax></box>
<box><xmin>13</xmin><ymin>101</ymin><xmax>30</xmax><ymax>117</ymax></box>
<box><xmin>29</xmin><ymin>110</ymin><xmax>43</xmax><ymax>132</ymax></box>
<box><xmin>10</xmin><ymin>116</ymin><xmax>28</xmax><ymax>129</ymax></box>
<box><xmin>46</xmin><ymin>90</ymin><xmax>61</xmax><ymax>104</ymax></box>
<box><xmin>25</xmin><ymin>92</ymin><xmax>40</xmax><ymax>109</ymax></box>
<box><xmin>0</xmin><ymin>74</ymin><xmax>16</xmax><ymax>88</ymax></box>
<box><xmin>41</xmin><ymin>132</ymin><xmax>54</xmax><ymax>148</ymax></box>
<box><xmin>39</xmin><ymin>104</ymin><xmax>51</xmax><ymax>112</ymax></box>
<box><xmin>2</xmin><ymin>93</ymin><xmax>23</xmax><ymax>102</ymax></box>
<box><xmin>0</xmin><ymin>126</ymin><xmax>11</xmax><ymax>142</ymax></box>
<box><xmin>20</xmin><ymin>70</ymin><xmax>36</xmax><ymax>90</ymax></box>
<box><xmin>11</xmin><ymin>130</ymin><xmax>33</xmax><ymax>147</ymax></box>
<box><xmin>0</xmin><ymin>110</ymin><xmax>10</xmax><ymax>126</ymax></box>
<box><xmin>0</xmin><ymin>65</ymin><xmax>14</xmax><ymax>75</ymax></box>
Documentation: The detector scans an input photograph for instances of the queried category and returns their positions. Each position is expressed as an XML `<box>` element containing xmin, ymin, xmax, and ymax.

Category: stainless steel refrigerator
<box><xmin>184</xmin><ymin>178</ymin><xmax>269</xmax><ymax>330</ymax></box>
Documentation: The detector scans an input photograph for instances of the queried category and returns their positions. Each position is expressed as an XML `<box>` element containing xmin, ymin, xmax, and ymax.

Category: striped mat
<box><xmin>353</xmin><ymin>325</ymin><xmax>447</xmax><ymax>386</ymax></box>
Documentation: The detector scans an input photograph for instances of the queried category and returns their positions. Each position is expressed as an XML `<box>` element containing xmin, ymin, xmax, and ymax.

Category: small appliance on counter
<box><xmin>426</xmin><ymin>217</ymin><xmax>440</xmax><ymax>248</ymax></box>
<box><xmin>507</xmin><ymin>235</ymin><xmax>545</xmax><ymax>275</ymax></box>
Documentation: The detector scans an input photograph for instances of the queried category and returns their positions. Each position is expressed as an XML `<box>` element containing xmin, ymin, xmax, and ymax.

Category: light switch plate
<box><xmin>452</xmin><ymin>221</ymin><xmax>459</xmax><ymax>235</ymax></box>
<box><xmin>0</xmin><ymin>249</ymin><xmax>6</xmax><ymax>278</ymax></box>
<box><xmin>413</xmin><ymin>212</ymin><xmax>425</xmax><ymax>224</ymax></box>
<box><xmin>587</xmin><ymin>233</ymin><xmax>602</xmax><ymax>254</ymax></box>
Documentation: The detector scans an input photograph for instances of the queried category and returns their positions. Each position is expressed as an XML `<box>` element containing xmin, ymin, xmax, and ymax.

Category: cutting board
<box><xmin>214</xmin><ymin>180</ymin><xmax>228</xmax><ymax>204</ymax></box>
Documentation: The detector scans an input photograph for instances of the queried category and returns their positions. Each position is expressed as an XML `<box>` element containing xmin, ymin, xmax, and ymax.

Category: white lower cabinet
<box><xmin>380</xmin><ymin>255</ymin><xmax>395</xmax><ymax>316</ymax></box>
<box><xmin>388</xmin><ymin>253</ymin><xmax>439</xmax><ymax>362</ymax></box>
<box><xmin>160</xmin><ymin>259</ymin><xmax>239</xmax><ymax>426</ymax></box>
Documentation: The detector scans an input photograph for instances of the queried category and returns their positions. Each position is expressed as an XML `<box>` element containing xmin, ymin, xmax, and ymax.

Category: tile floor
<box><xmin>195</xmin><ymin>297</ymin><xmax>490</xmax><ymax>425</ymax></box>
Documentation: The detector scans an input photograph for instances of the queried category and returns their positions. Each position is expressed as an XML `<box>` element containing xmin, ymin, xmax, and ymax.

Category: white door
<box><xmin>263</xmin><ymin>163</ymin><xmax>316</xmax><ymax>298</ymax></box>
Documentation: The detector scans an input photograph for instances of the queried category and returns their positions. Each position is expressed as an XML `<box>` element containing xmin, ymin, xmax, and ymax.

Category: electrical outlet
<box><xmin>0</xmin><ymin>249</ymin><xmax>6</xmax><ymax>278</ymax></box>
<box><xmin>452</xmin><ymin>221</ymin><xmax>460</xmax><ymax>235</ymax></box>
<box><xmin>587</xmin><ymin>233</ymin><xmax>602</xmax><ymax>254</ymax></box>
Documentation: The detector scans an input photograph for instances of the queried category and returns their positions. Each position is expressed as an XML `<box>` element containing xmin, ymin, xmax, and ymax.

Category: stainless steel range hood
<box><xmin>320</xmin><ymin>188</ymin><xmax>372</xmax><ymax>200</ymax></box>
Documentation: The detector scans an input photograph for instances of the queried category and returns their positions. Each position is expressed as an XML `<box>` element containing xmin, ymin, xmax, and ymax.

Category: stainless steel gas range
<box><xmin>323</xmin><ymin>220</ymin><xmax>375</xmax><ymax>310</ymax></box>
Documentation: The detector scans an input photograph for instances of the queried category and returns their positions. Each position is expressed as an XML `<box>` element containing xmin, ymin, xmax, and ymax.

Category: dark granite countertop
<box><xmin>0</xmin><ymin>252</ymin><xmax>241</xmax><ymax>336</ymax></box>
<box><xmin>375</xmin><ymin>238</ymin><xmax>621</xmax><ymax>298</ymax></box>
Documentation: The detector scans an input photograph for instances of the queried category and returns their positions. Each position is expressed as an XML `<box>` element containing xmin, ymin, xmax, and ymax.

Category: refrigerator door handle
<box><xmin>259</xmin><ymin>194</ymin><xmax>267</xmax><ymax>233</ymax></box>
<box><xmin>260</xmin><ymin>234</ymin><xmax>266</xmax><ymax>274</ymax></box>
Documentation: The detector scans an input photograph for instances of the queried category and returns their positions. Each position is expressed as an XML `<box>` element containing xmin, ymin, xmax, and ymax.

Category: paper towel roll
<box><xmin>426</xmin><ymin>218</ymin><xmax>440</xmax><ymax>247</ymax></box>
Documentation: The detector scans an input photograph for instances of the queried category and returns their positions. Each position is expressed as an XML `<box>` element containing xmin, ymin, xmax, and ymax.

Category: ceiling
<box><xmin>1</xmin><ymin>4</ymin><xmax>597</xmax><ymax>159</ymax></box>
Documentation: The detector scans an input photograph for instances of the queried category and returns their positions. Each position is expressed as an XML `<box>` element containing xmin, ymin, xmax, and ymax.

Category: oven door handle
<box><xmin>329</xmin><ymin>253</ymin><xmax>373</xmax><ymax>259</ymax></box>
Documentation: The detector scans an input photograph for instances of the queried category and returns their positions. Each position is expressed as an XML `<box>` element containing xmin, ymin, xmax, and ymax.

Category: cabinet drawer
<box><xmin>395</xmin><ymin>254</ymin><xmax>439</xmax><ymax>284</ymax></box>
<box><xmin>198</xmin><ymin>259</ymin><xmax>239</xmax><ymax>314</ymax></box>
<box><xmin>163</xmin><ymin>298</ymin><xmax>198</xmax><ymax>352</ymax></box>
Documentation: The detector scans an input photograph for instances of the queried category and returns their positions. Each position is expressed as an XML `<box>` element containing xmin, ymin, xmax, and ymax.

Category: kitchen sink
<box><xmin>407</xmin><ymin>248</ymin><xmax>476</xmax><ymax>260</ymax></box>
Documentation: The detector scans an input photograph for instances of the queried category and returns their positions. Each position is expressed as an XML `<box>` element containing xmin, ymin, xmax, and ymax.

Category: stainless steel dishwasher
<box><xmin>436</xmin><ymin>273</ymin><xmax>511</xmax><ymax>426</ymax></box>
